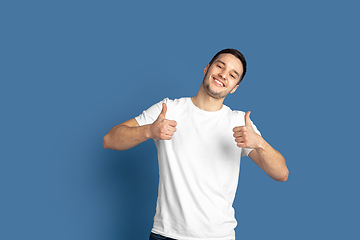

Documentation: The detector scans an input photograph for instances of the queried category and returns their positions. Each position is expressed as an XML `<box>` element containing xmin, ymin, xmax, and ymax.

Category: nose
<box><xmin>219</xmin><ymin>69</ymin><xmax>226</xmax><ymax>80</ymax></box>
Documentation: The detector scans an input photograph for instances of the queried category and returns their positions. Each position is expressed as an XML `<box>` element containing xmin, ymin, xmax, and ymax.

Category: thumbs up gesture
<box><xmin>233</xmin><ymin>111</ymin><xmax>262</xmax><ymax>149</ymax></box>
<box><xmin>150</xmin><ymin>103</ymin><xmax>177</xmax><ymax>140</ymax></box>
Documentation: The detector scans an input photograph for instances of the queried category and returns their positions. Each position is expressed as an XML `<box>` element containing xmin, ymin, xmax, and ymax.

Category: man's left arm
<box><xmin>233</xmin><ymin>111</ymin><xmax>289</xmax><ymax>182</ymax></box>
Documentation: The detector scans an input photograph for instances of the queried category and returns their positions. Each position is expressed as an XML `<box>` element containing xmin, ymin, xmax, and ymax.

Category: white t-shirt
<box><xmin>135</xmin><ymin>98</ymin><xmax>260</xmax><ymax>240</ymax></box>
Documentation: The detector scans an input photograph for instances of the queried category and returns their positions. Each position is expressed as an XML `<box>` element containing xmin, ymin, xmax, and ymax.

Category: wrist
<box><xmin>143</xmin><ymin>124</ymin><xmax>153</xmax><ymax>140</ymax></box>
<box><xmin>255</xmin><ymin>136</ymin><xmax>266</xmax><ymax>151</ymax></box>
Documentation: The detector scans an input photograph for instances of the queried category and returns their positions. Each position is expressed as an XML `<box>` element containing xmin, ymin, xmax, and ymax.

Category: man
<box><xmin>103</xmin><ymin>49</ymin><xmax>289</xmax><ymax>240</ymax></box>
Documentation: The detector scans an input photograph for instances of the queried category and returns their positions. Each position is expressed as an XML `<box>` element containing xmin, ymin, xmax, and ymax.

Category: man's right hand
<box><xmin>150</xmin><ymin>103</ymin><xmax>177</xmax><ymax>140</ymax></box>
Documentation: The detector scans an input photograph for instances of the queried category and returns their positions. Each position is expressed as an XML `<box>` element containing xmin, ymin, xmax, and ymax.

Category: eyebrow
<box><xmin>215</xmin><ymin>60</ymin><xmax>240</xmax><ymax>78</ymax></box>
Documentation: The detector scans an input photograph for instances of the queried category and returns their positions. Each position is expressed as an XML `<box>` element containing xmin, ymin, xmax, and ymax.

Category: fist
<box><xmin>150</xmin><ymin>103</ymin><xmax>177</xmax><ymax>140</ymax></box>
<box><xmin>233</xmin><ymin>111</ymin><xmax>261</xmax><ymax>149</ymax></box>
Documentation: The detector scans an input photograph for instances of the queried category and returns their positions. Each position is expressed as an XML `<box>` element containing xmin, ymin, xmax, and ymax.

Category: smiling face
<box><xmin>202</xmin><ymin>53</ymin><xmax>244</xmax><ymax>99</ymax></box>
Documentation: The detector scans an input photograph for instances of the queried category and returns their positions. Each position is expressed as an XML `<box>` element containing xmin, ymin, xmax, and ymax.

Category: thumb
<box><xmin>245</xmin><ymin>111</ymin><xmax>251</xmax><ymax>126</ymax></box>
<box><xmin>159</xmin><ymin>103</ymin><xmax>167</xmax><ymax>118</ymax></box>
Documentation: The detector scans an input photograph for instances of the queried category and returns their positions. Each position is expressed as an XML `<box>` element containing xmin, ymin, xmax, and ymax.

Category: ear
<box><xmin>203</xmin><ymin>64</ymin><xmax>210</xmax><ymax>75</ymax></box>
<box><xmin>230</xmin><ymin>84</ymin><xmax>239</xmax><ymax>94</ymax></box>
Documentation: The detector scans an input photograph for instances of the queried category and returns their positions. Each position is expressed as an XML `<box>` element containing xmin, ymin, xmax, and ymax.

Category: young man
<box><xmin>103</xmin><ymin>49</ymin><xmax>289</xmax><ymax>240</ymax></box>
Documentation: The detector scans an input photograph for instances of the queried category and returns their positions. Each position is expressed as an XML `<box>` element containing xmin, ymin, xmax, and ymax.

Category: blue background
<box><xmin>1</xmin><ymin>0</ymin><xmax>359</xmax><ymax>239</ymax></box>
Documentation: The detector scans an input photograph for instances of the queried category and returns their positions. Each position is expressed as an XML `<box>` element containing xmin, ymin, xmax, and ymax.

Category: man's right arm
<box><xmin>103</xmin><ymin>103</ymin><xmax>177</xmax><ymax>151</ymax></box>
<box><xmin>103</xmin><ymin>118</ymin><xmax>151</xmax><ymax>151</ymax></box>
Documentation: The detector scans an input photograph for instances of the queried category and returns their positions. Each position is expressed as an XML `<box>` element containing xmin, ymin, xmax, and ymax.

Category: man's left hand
<box><xmin>233</xmin><ymin>111</ymin><xmax>264</xmax><ymax>149</ymax></box>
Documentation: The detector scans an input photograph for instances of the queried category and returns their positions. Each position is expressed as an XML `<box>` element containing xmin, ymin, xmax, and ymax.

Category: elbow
<box><xmin>277</xmin><ymin>169</ymin><xmax>289</xmax><ymax>182</ymax></box>
<box><xmin>103</xmin><ymin>135</ymin><xmax>110</xmax><ymax>149</ymax></box>
<box><xmin>103</xmin><ymin>134</ymin><xmax>125</xmax><ymax>151</ymax></box>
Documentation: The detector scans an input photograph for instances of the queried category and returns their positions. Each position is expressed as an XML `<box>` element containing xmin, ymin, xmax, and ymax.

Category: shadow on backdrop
<box><xmin>100</xmin><ymin>140</ymin><xmax>159</xmax><ymax>239</ymax></box>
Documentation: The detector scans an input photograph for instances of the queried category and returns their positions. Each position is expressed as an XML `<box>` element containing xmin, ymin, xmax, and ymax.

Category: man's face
<box><xmin>202</xmin><ymin>53</ymin><xmax>244</xmax><ymax>99</ymax></box>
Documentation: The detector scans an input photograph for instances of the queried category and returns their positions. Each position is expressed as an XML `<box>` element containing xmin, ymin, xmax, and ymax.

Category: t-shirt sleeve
<box><xmin>134</xmin><ymin>98</ymin><xmax>169</xmax><ymax>126</ymax></box>
<box><xmin>240</xmin><ymin>114</ymin><xmax>262</xmax><ymax>157</ymax></box>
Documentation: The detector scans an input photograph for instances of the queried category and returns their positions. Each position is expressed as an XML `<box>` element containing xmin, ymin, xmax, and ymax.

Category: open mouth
<box><xmin>214</xmin><ymin>78</ymin><xmax>225</xmax><ymax>87</ymax></box>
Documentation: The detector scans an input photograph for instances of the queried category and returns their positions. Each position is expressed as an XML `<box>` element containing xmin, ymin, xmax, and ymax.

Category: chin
<box><xmin>202</xmin><ymin>79</ymin><xmax>228</xmax><ymax>99</ymax></box>
<box><xmin>205</xmin><ymin>86</ymin><xmax>227</xmax><ymax>99</ymax></box>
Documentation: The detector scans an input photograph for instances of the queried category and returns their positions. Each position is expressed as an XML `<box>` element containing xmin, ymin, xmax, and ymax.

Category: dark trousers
<box><xmin>149</xmin><ymin>232</ymin><xmax>177</xmax><ymax>240</ymax></box>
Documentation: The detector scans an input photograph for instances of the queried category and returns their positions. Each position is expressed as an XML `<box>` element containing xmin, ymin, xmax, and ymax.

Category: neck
<box><xmin>191</xmin><ymin>85</ymin><xmax>225</xmax><ymax>112</ymax></box>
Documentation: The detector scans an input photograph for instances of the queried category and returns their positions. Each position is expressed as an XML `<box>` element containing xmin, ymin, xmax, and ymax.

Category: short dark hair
<box><xmin>208</xmin><ymin>48</ymin><xmax>247</xmax><ymax>84</ymax></box>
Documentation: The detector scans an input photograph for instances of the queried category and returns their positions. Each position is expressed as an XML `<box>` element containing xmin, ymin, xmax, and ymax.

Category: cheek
<box><xmin>204</xmin><ymin>71</ymin><xmax>212</xmax><ymax>81</ymax></box>
<box><xmin>230</xmin><ymin>84</ymin><xmax>239</xmax><ymax>93</ymax></box>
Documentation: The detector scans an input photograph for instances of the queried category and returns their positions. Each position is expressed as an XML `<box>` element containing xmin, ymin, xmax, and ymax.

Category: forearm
<box><xmin>103</xmin><ymin>124</ymin><xmax>151</xmax><ymax>151</ymax></box>
<box><xmin>253</xmin><ymin>138</ymin><xmax>289</xmax><ymax>182</ymax></box>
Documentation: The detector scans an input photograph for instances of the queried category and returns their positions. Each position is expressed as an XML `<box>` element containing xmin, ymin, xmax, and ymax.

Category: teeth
<box><xmin>215</xmin><ymin>79</ymin><xmax>224</xmax><ymax>87</ymax></box>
